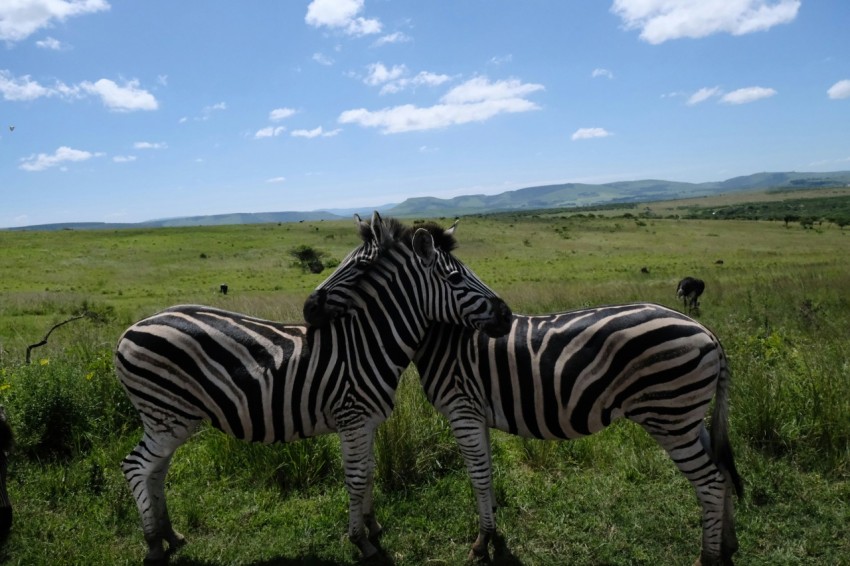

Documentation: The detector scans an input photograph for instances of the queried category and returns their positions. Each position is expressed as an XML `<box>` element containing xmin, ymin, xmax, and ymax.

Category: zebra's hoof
<box><xmin>167</xmin><ymin>530</ymin><xmax>187</xmax><ymax>550</ymax></box>
<box><xmin>468</xmin><ymin>547</ymin><xmax>491</xmax><ymax>563</ymax></box>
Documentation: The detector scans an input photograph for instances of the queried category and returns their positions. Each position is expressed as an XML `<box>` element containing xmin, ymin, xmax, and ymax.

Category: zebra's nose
<box><xmin>481</xmin><ymin>298</ymin><xmax>513</xmax><ymax>338</ymax></box>
<box><xmin>303</xmin><ymin>289</ymin><xmax>331</xmax><ymax>327</ymax></box>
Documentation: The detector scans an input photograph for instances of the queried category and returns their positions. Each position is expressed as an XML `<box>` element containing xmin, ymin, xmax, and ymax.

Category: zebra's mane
<box><xmin>359</xmin><ymin>217</ymin><xmax>458</xmax><ymax>253</ymax></box>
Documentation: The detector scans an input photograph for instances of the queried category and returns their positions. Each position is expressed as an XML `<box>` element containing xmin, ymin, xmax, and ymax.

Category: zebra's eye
<box><xmin>446</xmin><ymin>271</ymin><xmax>463</xmax><ymax>285</ymax></box>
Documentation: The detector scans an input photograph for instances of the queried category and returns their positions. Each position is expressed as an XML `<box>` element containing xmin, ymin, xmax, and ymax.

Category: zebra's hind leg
<box><xmin>645</xmin><ymin>424</ymin><xmax>732</xmax><ymax>566</ymax></box>
<box><xmin>122</xmin><ymin>422</ymin><xmax>196</xmax><ymax>564</ymax></box>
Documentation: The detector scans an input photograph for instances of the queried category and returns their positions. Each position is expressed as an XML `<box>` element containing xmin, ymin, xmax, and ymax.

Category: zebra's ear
<box><xmin>354</xmin><ymin>213</ymin><xmax>372</xmax><ymax>241</ymax></box>
<box><xmin>370</xmin><ymin>211</ymin><xmax>392</xmax><ymax>247</ymax></box>
<box><xmin>412</xmin><ymin>228</ymin><xmax>436</xmax><ymax>268</ymax></box>
<box><xmin>445</xmin><ymin>217</ymin><xmax>459</xmax><ymax>237</ymax></box>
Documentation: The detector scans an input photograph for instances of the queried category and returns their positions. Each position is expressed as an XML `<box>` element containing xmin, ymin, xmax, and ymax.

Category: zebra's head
<box><xmin>303</xmin><ymin>212</ymin><xmax>512</xmax><ymax>337</ymax></box>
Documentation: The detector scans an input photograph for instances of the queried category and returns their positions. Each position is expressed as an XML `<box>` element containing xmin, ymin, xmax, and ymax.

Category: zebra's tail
<box><xmin>711</xmin><ymin>342</ymin><xmax>744</xmax><ymax>499</ymax></box>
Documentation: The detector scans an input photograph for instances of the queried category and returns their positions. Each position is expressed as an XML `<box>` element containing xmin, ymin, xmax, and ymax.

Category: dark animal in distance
<box><xmin>677</xmin><ymin>276</ymin><xmax>705</xmax><ymax>312</ymax></box>
<box><xmin>219</xmin><ymin>283</ymin><xmax>228</xmax><ymax>295</ymax></box>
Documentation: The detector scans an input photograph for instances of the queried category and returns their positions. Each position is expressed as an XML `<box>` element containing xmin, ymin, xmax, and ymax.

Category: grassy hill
<box><xmin>386</xmin><ymin>170</ymin><xmax>850</xmax><ymax>217</ymax></box>
<box><xmin>7</xmin><ymin>171</ymin><xmax>850</xmax><ymax>230</ymax></box>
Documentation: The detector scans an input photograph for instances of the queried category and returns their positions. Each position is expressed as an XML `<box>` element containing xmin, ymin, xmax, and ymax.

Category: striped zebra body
<box><xmin>415</xmin><ymin>302</ymin><xmax>742</xmax><ymax>565</ymax></box>
<box><xmin>116</xmin><ymin>212</ymin><xmax>512</xmax><ymax>563</ymax></box>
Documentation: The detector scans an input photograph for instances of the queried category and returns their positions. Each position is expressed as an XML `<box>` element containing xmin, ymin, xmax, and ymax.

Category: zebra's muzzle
<box><xmin>479</xmin><ymin>298</ymin><xmax>513</xmax><ymax>338</ymax></box>
<box><xmin>303</xmin><ymin>288</ymin><xmax>345</xmax><ymax>328</ymax></box>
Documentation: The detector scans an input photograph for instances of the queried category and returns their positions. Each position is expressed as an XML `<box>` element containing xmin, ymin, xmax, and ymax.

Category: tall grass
<box><xmin>0</xmin><ymin>215</ymin><xmax>848</xmax><ymax>563</ymax></box>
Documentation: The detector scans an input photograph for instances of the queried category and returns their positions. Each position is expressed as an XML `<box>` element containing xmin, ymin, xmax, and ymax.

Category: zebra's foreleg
<box><xmin>361</xmin><ymin>436</ymin><xmax>383</xmax><ymax>541</ymax></box>
<box><xmin>449</xmin><ymin>414</ymin><xmax>496</xmax><ymax>562</ymax></box>
<box><xmin>339</xmin><ymin>424</ymin><xmax>380</xmax><ymax>559</ymax></box>
<box><xmin>122</xmin><ymin>426</ymin><xmax>191</xmax><ymax>563</ymax></box>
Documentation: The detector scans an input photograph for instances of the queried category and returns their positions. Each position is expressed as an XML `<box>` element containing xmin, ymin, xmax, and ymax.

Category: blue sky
<box><xmin>1</xmin><ymin>0</ymin><xmax>848</xmax><ymax>227</ymax></box>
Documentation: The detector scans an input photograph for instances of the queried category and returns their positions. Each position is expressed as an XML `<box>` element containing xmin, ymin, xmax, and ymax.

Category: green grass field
<box><xmin>0</xmin><ymin>207</ymin><xmax>848</xmax><ymax>565</ymax></box>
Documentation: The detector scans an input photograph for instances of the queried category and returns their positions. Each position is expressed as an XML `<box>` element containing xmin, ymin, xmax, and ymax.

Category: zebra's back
<box><xmin>418</xmin><ymin>302</ymin><xmax>721</xmax><ymax>440</ymax></box>
<box><xmin>114</xmin><ymin>304</ymin><xmax>337</xmax><ymax>443</ymax></box>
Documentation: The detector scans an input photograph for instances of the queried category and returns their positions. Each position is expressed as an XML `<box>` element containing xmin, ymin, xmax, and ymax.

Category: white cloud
<box><xmin>0</xmin><ymin>0</ymin><xmax>110</xmax><ymax>43</ymax></box>
<box><xmin>270</xmin><ymin>107</ymin><xmax>296</xmax><ymax>121</ymax></box>
<box><xmin>255</xmin><ymin>126</ymin><xmax>286</xmax><ymax>139</ymax></box>
<box><xmin>113</xmin><ymin>155</ymin><xmax>136</xmax><ymax>163</ymax></box>
<box><xmin>489</xmin><ymin>55</ymin><xmax>513</xmax><ymax>66</ymax></box>
<box><xmin>201</xmin><ymin>101</ymin><xmax>226</xmax><ymax>117</ymax></box>
<box><xmin>365</xmin><ymin>62</ymin><xmax>406</xmax><ymax>86</ymax></box>
<box><xmin>373</xmin><ymin>31</ymin><xmax>411</xmax><ymax>47</ymax></box>
<box><xmin>339</xmin><ymin>76</ymin><xmax>544</xmax><ymax>134</ymax></box>
<box><xmin>134</xmin><ymin>141</ymin><xmax>167</xmax><ymax>150</ymax></box>
<box><xmin>35</xmin><ymin>36</ymin><xmax>65</xmax><ymax>50</ymax></box>
<box><xmin>827</xmin><ymin>79</ymin><xmax>850</xmax><ymax>100</ymax></box>
<box><xmin>312</xmin><ymin>52</ymin><xmax>334</xmax><ymax>66</ymax></box>
<box><xmin>611</xmin><ymin>0</ymin><xmax>800</xmax><ymax>44</ymax></box>
<box><xmin>79</xmin><ymin>78</ymin><xmax>158</xmax><ymax>111</ymax></box>
<box><xmin>571</xmin><ymin>127</ymin><xmax>612</xmax><ymax>141</ymax></box>
<box><xmin>687</xmin><ymin>86</ymin><xmax>722</xmax><ymax>105</ymax></box>
<box><xmin>720</xmin><ymin>86</ymin><xmax>776</xmax><ymax>104</ymax></box>
<box><xmin>360</xmin><ymin>63</ymin><xmax>451</xmax><ymax>95</ymax></box>
<box><xmin>592</xmin><ymin>68</ymin><xmax>614</xmax><ymax>79</ymax></box>
<box><xmin>291</xmin><ymin>126</ymin><xmax>341</xmax><ymax>138</ymax></box>
<box><xmin>1</xmin><ymin>71</ymin><xmax>156</xmax><ymax>111</ymax></box>
<box><xmin>266</xmin><ymin>176</ymin><xmax>286</xmax><ymax>183</ymax></box>
<box><xmin>442</xmin><ymin>76</ymin><xmax>543</xmax><ymax>104</ymax></box>
<box><xmin>0</xmin><ymin>70</ymin><xmax>53</xmax><ymax>100</ymax></box>
<box><xmin>19</xmin><ymin>146</ymin><xmax>103</xmax><ymax>171</ymax></box>
<box><xmin>305</xmin><ymin>0</ymin><xmax>381</xmax><ymax>36</ymax></box>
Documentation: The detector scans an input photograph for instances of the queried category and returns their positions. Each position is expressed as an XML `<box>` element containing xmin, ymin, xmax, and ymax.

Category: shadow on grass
<box><xmin>171</xmin><ymin>556</ymin><xmax>354</xmax><ymax>566</ymax></box>
<box><xmin>492</xmin><ymin>532</ymin><xmax>525</xmax><ymax>566</ymax></box>
<box><xmin>169</xmin><ymin>541</ymin><xmax>397</xmax><ymax>566</ymax></box>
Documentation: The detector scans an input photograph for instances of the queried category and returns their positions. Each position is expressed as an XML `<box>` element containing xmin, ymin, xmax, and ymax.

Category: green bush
<box><xmin>0</xmin><ymin>351</ymin><xmax>136</xmax><ymax>460</ymax></box>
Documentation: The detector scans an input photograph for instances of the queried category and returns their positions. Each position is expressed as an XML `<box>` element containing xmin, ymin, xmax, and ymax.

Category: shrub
<box><xmin>289</xmin><ymin>245</ymin><xmax>327</xmax><ymax>274</ymax></box>
<box><xmin>0</xmin><ymin>350</ymin><xmax>137</xmax><ymax>460</ymax></box>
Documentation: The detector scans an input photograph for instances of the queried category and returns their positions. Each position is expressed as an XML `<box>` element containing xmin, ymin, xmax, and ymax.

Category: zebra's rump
<box><xmin>114</xmin><ymin>305</ymin><xmax>334</xmax><ymax>443</ymax></box>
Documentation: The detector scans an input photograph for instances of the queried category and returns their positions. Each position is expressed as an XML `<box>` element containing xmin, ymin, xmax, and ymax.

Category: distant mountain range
<box><xmin>7</xmin><ymin>171</ymin><xmax>850</xmax><ymax>230</ymax></box>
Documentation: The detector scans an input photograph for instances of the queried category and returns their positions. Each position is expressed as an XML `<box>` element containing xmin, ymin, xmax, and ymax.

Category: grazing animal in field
<box><xmin>219</xmin><ymin>283</ymin><xmax>228</xmax><ymax>295</ymax></box>
<box><xmin>640</xmin><ymin>266</ymin><xmax>650</xmax><ymax>274</ymax></box>
<box><xmin>0</xmin><ymin>406</ymin><xmax>13</xmax><ymax>540</ymax></box>
<box><xmin>114</xmin><ymin>212</ymin><xmax>512</xmax><ymax>563</ymax></box>
<box><xmin>677</xmin><ymin>276</ymin><xmax>705</xmax><ymax>312</ymax></box>
<box><xmin>414</xmin><ymin>304</ymin><xmax>742</xmax><ymax>565</ymax></box>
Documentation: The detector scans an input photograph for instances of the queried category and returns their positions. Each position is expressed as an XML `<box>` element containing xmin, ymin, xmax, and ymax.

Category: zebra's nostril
<box><xmin>303</xmin><ymin>289</ymin><xmax>329</xmax><ymax>327</ymax></box>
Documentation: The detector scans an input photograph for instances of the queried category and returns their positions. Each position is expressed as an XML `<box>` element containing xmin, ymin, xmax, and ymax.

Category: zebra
<box><xmin>114</xmin><ymin>212</ymin><xmax>512</xmax><ymax>563</ymax></box>
<box><xmin>0</xmin><ymin>406</ymin><xmax>12</xmax><ymax>540</ymax></box>
<box><xmin>414</xmin><ymin>303</ymin><xmax>742</xmax><ymax>565</ymax></box>
<box><xmin>677</xmin><ymin>276</ymin><xmax>705</xmax><ymax>312</ymax></box>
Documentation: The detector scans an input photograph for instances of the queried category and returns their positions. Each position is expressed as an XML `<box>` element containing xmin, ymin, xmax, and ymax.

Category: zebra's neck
<box><xmin>349</xmin><ymin>250</ymin><xmax>431</xmax><ymax>366</ymax></box>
